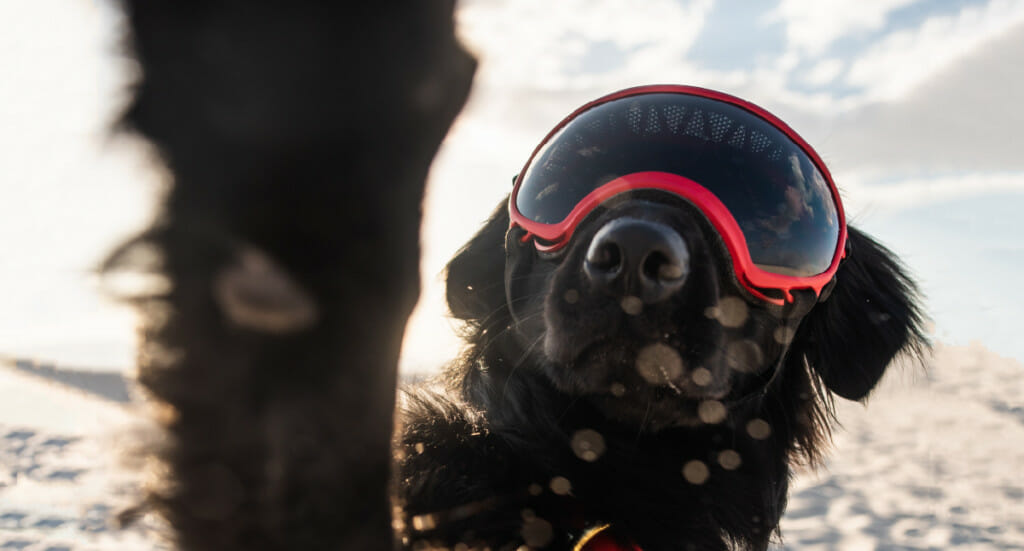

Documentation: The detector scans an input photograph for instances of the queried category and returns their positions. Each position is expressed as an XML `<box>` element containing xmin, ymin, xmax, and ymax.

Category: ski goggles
<box><xmin>509</xmin><ymin>85</ymin><xmax>847</xmax><ymax>305</ymax></box>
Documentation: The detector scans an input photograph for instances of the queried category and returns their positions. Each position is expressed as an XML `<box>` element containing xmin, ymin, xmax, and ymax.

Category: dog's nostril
<box><xmin>586</xmin><ymin>242</ymin><xmax>622</xmax><ymax>272</ymax></box>
<box><xmin>643</xmin><ymin>251</ymin><xmax>685</xmax><ymax>282</ymax></box>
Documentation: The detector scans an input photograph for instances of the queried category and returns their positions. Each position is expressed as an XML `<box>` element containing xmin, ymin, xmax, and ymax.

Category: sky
<box><xmin>2</xmin><ymin>0</ymin><xmax>1023</xmax><ymax>373</ymax></box>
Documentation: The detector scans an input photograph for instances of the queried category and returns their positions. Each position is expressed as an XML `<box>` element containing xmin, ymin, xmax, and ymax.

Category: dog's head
<box><xmin>447</xmin><ymin>199</ymin><xmax>923</xmax><ymax>431</ymax></box>
<box><xmin>445</xmin><ymin>88</ymin><xmax>926</xmax><ymax>433</ymax></box>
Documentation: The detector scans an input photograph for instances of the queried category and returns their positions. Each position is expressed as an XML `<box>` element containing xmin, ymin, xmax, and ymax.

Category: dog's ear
<box><xmin>793</xmin><ymin>226</ymin><xmax>927</xmax><ymax>401</ymax></box>
<box><xmin>445</xmin><ymin>198</ymin><xmax>512</xmax><ymax>324</ymax></box>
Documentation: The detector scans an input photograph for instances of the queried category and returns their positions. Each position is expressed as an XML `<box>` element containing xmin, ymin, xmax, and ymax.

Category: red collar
<box><xmin>575</xmin><ymin>525</ymin><xmax>642</xmax><ymax>551</ymax></box>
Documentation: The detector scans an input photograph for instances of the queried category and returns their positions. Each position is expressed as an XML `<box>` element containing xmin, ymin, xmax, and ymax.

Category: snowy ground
<box><xmin>1</xmin><ymin>343</ymin><xmax>1021</xmax><ymax>550</ymax></box>
<box><xmin>778</xmin><ymin>343</ymin><xmax>1024</xmax><ymax>550</ymax></box>
<box><xmin>0</xmin><ymin>363</ymin><xmax>162</xmax><ymax>550</ymax></box>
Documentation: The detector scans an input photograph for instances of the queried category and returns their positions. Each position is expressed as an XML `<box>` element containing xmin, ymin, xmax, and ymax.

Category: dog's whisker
<box><xmin>474</xmin><ymin>310</ymin><xmax>546</xmax><ymax>356</ymax></box>
<box><xmin>500</xmin><ymin>332</ymin><xmax>545</xmax><ymax>401</ymax></box>
<box><xmin>635</xmin><ymin>398</ymin><xmax>653</xmax><ymax>445</ymax></box>
<box><xmin>512</xmin><ymin>332</ymin><xmax>546</xmax><ymax>368</ymax></box>
<box><xmin>467</xmin><ymin>290</ymin><xmax>546</xmax><ymax>335</ymax></box>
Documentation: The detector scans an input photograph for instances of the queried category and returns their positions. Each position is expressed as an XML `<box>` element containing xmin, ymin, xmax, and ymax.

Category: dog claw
<box><xmin>213</xmin><ymin>247</ymin><xmax>319</xmax><ymax>334</ymax></box>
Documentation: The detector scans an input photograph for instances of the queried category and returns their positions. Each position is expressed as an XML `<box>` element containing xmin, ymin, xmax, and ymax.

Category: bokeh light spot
<box><xmin>411</xmin><ymin>514</ymin><xmax>438</xmax><ymax>531</ymax></box>
<box><xmin>571</xmin><ymin>429</ymin><xmax>607</xmax><ymax>462</ymax></box>
<box><xmin>521</xmin><ymin>517</ymin><xmax>554</xmax><ymax>548</ymax></box>
<box><xmin>564</xmin><ymin>289</ymin><xmax>580</xmax><ymax>304</ymax></box>
<box><xmin>725</xmin><ymin>340</ymin><xmax>764</xmax><ymax>373</ymax></box>
<box><xmin>773</xmin><ymin>326</ymin><xmax>796</xmax><ymax>345</ymax></box>
<box><xmin>709</xmin><ymin>296</ymin><xmax>748</xmax><ymax>328</ymax></box>
<box><xmin>550</xmin><ymin>476</ymin><xmax>572</xmax><ymax>495</ymax></box>
<box><xmin>718</xmin><ymin>450</ymin><xmax>742</xmax><ymax>470</ymax></box>
<box><xmin>697</xmin><ymin>400</ymin><xmax>727</xmax><ymax>424</ymax></box>
<box><xmin>682</xmin><ymin>460</ymin><xmax>710</xmax><ymax>484</ymax></box>
<box><xmin>746</xmin><ymin>419</ymin><xmax>772</xmax><ymax>440</ymax></box>
<box><xmin>635</xmin><ymin>343</ymin><xmax>684</xmax><ymax>385</ymax></box>
<box><xmin>691</xmin><ymin>367</ymin><xmax>713</xmax><ymax>387</ymax></box>
<box><xmin>620</xmin><ymin>296</ymin><xmax>643</xmax><ymax>315</ymax></box>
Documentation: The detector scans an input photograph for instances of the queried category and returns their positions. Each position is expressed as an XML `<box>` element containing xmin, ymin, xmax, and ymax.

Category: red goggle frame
<box><xmin>508</xmin><ymin>85</ymin><xmax>848</xmax><ymax>306</ymax></box>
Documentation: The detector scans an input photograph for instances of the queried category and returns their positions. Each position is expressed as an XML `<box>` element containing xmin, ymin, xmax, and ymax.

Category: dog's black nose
<box><xmin>583</xmin><ymin>218</ymin><xmax>689</xmax><ymax>303</ymax></box>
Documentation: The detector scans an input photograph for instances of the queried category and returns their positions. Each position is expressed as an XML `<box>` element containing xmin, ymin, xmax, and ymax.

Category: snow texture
<box><xmin>1</xmin><ymin>343</ymin><xmax>1022</xmax><ymax>550</ymax></box>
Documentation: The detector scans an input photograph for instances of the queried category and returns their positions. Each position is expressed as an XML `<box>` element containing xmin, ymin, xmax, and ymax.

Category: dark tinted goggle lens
<box><xmin>515</xmin><ymin>93</ymin><xmax>840</xmax><ymax>277</ymax></box>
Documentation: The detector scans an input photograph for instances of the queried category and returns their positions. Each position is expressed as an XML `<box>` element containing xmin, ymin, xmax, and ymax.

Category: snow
<box><xmin>2</xmin><ymin>343</ymin><xmax>1022</xmax><ymax>550</ymax></box>
<box><xmin>0</xmin><ymin>366</ymin><xmax>163</xmax><ymax>551</ymax></box>
<box><xmin>778</xmin><ymin>343</ymin><xmax>1024</xmax><ymax>550</ymax></box>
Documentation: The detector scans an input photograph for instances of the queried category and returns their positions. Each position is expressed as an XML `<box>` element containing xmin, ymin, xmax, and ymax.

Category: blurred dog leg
<box><xmin>111</xmin><ymin>2</ymin><xmax>474</xmax><ymax>549</ymax></box>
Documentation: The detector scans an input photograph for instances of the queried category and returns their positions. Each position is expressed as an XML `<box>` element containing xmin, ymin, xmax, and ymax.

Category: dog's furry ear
<box><xmin>445</xmin><ymin>198</ymin><xmax>511</xmax><ymax>324</ymax></box>
<box><xmin>793</xmin><ymin>226</ymin><xmax>927</xmax><ymax>401</ymax></box>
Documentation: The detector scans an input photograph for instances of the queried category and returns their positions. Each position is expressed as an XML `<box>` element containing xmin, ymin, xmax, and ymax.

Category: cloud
<box><xmin>818</xmin><ymin>19</ymin><xmax>1024</xmax><ymax>177</ymax></box>
<box><xmin>844</xmin><ymin>0</ymin><xmax>1024</xmax><ymax>101</ymax></box>
<box><xmin>840</xmin><ymin>171</ymin><xmax>1024</xmax><ymax>215</ymax></box>
<box><xmin>708</xmin><ymin>0</ymin><xmax>1024</xmax><ymax>115</ymax></box>
<box><xmin>803</xmin><ymin>58</ymin><xmax>845</xmax><ymax>86</ymax></box>
<box><xmin>457</xmin><ymin>0</ymin><xmax>715</xmax><ymax>91</ymax></box>
<box><xmin>766</xmin><ymin>0</ymin><xmax>918</xmax><ymax>56</ymax></box>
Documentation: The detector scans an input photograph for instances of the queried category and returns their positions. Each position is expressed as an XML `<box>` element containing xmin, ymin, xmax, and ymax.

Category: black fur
<box><xmin>112</xmin><ymin>2</ymin><xmax>473</xmax><ymax>550</ymax></box>
<box><xmin>398</xmin><ymin>197</ymin><xmax>926</xmax><ymax>550</ymax></box>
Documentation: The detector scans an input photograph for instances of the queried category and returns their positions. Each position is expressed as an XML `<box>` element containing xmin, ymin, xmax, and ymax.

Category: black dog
<box><xmin>398</xmin><ymin>122</ymin><xmax>926</xmax><ymax>549</ymax></box>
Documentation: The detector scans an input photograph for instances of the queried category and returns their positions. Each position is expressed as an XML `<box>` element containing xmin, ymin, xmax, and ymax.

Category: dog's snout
<box><xmin>583</xmin><ymin>218</ymin><xmax>690</xmax><ymax>303</ymax></box>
